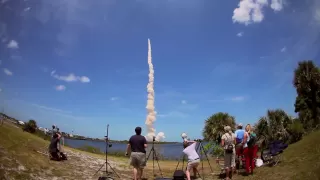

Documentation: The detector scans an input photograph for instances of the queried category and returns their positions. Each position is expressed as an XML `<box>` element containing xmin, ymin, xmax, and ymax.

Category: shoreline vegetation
<box><xmin>0</xmin><ymin>112</ymin><xmax>178</xmax><ymax>144</ymax></box>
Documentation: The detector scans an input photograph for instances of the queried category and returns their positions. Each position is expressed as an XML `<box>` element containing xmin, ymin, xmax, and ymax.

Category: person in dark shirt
<box><xmin>125</xmin><ymin>127</ymin><xmax>147</xmax><ymax>180</ymax></box>
<box><xmin>49</xmin><ymin>132</ymin><xmax>61</xmax><ymax>161</ymax></box>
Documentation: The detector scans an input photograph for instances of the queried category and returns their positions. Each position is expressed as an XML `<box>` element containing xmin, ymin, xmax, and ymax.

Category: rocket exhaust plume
<box><xmin>145</xmin><ymin>38</ymin><xmax>165</xmax><ymax>142</ymax></box>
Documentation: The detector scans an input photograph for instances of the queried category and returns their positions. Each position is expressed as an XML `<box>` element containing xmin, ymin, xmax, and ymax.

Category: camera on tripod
<box><xmin>104</xmin><ymin>136</ymin><xmax>112</xmax><ymax>148</ymax></box>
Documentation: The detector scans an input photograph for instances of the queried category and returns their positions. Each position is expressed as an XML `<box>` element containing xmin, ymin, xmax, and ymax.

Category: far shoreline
<box><xmin>65</xmin><ymin>137</ymin><xmax>180</xmax><ymax>144</ymax></box>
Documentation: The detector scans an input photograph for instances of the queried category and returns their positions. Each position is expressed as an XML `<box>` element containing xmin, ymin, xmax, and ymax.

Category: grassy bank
<box><xmin>1</xmin><ymin>119</ymin><xmax>319</xmax><ymax>179</ymax></box>
<box><xmin>0</xmin><ymin>121</ymin><xmax>216</xmax><ymax>179</ymax></box>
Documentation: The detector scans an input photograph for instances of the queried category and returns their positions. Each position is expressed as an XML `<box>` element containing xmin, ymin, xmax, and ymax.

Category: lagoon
<box><xmin>64</xmin><ymin>138</ymin><xmax>211</xmax><ymax>160</ymax></box>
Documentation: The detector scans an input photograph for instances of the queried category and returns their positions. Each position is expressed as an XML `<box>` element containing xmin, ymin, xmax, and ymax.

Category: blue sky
<box><xmin>0</xmin><ymin>0</ymin><xmax>319</xmax><ymax>141</ymax></box>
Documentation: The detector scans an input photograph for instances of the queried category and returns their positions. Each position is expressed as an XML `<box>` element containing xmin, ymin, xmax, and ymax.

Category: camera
<box><xmin>153</xmin><ymin>136</ymin><xmax>156</xmax><ymax>142</ymax></box>
<box><xmin>194</xmin><ymin>139</ymin><xmax>202</xmax><ymax>142</ymax></box>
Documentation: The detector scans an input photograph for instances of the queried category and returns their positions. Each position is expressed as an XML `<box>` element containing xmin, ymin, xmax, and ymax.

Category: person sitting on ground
<box><xmin>221</xmin><ymin>126</ymin><xmax>236</xmax><ymax>180</ymax></box>
<box><xmin>182</xmin><ymin>139</ymin><xmax>200</xmax><ymax>180</ymax></box>
<box><xmin>49</xmin><ymin>132</ymin><xmax>61</xmax><ymax>161</ymax></box>
<box><xmin>125</xmin><ymin>127</ymin><xmax>147</xmax><ymax>180</ymax></box>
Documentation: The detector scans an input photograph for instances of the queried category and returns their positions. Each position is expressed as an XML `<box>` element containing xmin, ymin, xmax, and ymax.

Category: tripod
<box><xmin>196</xmin><ymin>141</ymin><xmax>214</xmax><ymax>180</ymax></box>
<box><xmin>94</xmin><ymin>124</ymin><xmax>120</xmax><ymax>180</ymax></box>
<box><xmin>174</xmin><ymin>141</ymin><xmax>214</xmax><ymax>180</ymax></box>
<box><xmin>146</xmin><ymin>136</ymin><xmax>163</xmax><ymax>178</ymax></box>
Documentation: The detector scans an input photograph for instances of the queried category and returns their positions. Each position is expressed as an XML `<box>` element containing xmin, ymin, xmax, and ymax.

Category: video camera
<box><xmin>104</xmin><ymin>136</ymin><xmax>112</xmax><ymax>148</ymax></box>
<box><xmin>194</xmin><ymin>139</ymin><xmax>203</xmax><ymax>142</ymax></box>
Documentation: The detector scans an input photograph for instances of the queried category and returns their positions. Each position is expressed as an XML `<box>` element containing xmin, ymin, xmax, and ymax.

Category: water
<box><xmin>64</xmin><ymin>138</ymin><xmax>211</xmax><ymax>160</ymax></box>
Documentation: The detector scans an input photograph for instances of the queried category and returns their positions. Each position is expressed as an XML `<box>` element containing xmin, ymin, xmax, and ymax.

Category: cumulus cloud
<box><xmin>281</xmin><ymin>46</ymin><xmax>287</xmax><ymax>52</ymax></box>
<box><xmin>51</xmin><ymin>71</ymin><xmax>90</xmax><ymax>83</ymax></box>
<box><xmin>237</xmin><ymin>32</ymin><xmax>244</xmax><ymax>37</ymax></box>
<box><xmin>270</xmin><ymin>0</ymin><xmax>284</xmax><ymax>11</ymax></box>
<box><xmin>7</xmin><ymin>40</ymin><xmax>19</xmax><ymax>49</ymax></box>
<box><xmin>232</xmin><ymin>0</ymin><xmax>283</xmax><ymax>25</ymax></box>
<box><xmin>55</xmin><ymin>85</ymin><xmax>66</xmax><ymax>91</ymax></box>
<box><xmin>3</xmin><ymin>68</ymin><xmax>13</xmax><ymax>76</ymax></box>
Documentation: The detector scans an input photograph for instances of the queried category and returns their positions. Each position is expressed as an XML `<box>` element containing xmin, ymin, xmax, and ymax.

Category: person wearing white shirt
<box><xmin>182</xmin><ymin>140</ymin><xmax>200</xmax><ymax>180</ymax></box>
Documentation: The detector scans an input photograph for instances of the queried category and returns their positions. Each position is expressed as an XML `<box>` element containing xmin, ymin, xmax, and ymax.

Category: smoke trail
<box><xmin>145</xmin><ymin>38</ymin><xmax>165</xmax><ymax>142</ymax></box>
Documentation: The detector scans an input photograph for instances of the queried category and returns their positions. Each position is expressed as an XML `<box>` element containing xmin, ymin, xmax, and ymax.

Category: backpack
<box><xmin>225</xmin><ymin>133</ymin><xmax>234</xmax><ymax>154</ymax></box>
<box><xmin>247</xmin><ymin>132</ymin><xmax>257</xmax><ymax>147</ymax></box>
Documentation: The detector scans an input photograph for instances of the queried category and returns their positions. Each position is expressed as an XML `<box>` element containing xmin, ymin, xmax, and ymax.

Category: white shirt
<box><xmin>243</xmin><ymin>132</ymin><xmax>250</xmax><ymax>148</ymax></box>
<box><xmin>182</xmin><ymin>142</ymin><xmax>199</xmax><ymax>161</ymax></box>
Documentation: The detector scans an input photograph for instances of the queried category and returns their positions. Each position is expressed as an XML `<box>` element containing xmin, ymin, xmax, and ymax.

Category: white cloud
<box><xmin>237</xmin><ymin>32</ymin><xmax>244</xmax><ymax>37</ymax></box>
<box><xmin>51</xmin><ymin>71</ymin><xmax>90</xmax><ymax>83</ymax></box>
<box><xmin>181</xmin><ymin>100</ymin><xmax>187</xmax><ymax>104</ymax></box>
<box><xmin>270</xmin><ymin>0</ymin><xmax>284</xmax><ymax>11</ymax></box>
<box><xmin>7</xmin><ymin>40</ymin><xmax>19</xmax><ymax>49</ymax></box>
<box><xmin>281</xmin><ymin>46</ymin><xmax>287</xmax><ymax>52</ymax></box>
<box><xmin>230</xmin><ymin>96</ymin><xmax>245</xmax><ymax>102</ymax></box>
<box><xmin>3</xmin><ymin>68</ymin><xmax>13</xmax><ymax>76</ymax></box>
<box><xmin>232</xmin><ymin>0</ymin><xmax>283</xmax><ymax>25</ymax></box>
<box><xmin>55</xmin><ymin>85</ymin><xmax>66</xmax><ymax>91</ymax></box>
<box><xmin>110</xmin><ymin>97</ymin><xmax>118</xmax><ymax>101</ymax></box>
<box><xmin>209</xmin><ymin>96</ymin><xmax>246</xmax><ymax>102</ymax></box>
<box><xmin>30</xmin><ymin>103</ymin><xmax>72</xmax><ymax>114</ymax></box>
<box><xmin>158</xmin><ymin>111</ymin><xmax>189</xmax><ymax>118</ymax></box>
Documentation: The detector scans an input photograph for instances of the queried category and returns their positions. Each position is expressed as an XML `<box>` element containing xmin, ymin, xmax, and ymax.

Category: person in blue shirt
<box><xmin>234</xmin><ymin>123</ymin><xmax>245</xmax><ymax>170</ymax></box>
<box><xmin>234</xmin><ymin>123</ymin><xmax>245</xmax><ymax>144</ymax></box>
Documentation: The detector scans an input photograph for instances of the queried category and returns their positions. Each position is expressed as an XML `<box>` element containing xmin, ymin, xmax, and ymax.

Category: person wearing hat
<box><xmin>221</xmin><ymin>126</ymin><xmax>236</xmax><ymax>180</ymax></box>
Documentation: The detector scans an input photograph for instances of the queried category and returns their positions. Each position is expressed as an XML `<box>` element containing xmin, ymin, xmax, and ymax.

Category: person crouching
<box><xmin>49</xmin><ymin>132</ymin><xmax>61</xmax><ymax>161</ymax></box>
<box><xmin>182</xmin><ymin>140</ymin><xmax>200</xmax><ymax>180</ymax></box>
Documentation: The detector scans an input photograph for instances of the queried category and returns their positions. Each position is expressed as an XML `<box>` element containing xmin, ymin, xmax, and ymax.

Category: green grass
<box><xmin>237</xmin><ymin>130</ymin><xmax>320</xmax><ymax>180</ymax></box>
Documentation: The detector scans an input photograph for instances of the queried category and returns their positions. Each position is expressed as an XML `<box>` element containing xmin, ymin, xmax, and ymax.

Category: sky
<box><xmin>0</xmin><ymin>0</ymin><xmax>320</xmax><ymax>142</ymax></box>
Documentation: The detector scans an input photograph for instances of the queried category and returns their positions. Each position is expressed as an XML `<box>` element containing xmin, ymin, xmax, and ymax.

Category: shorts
<box><xmin>187</xmin><ymin>159</ymin><xmax>200</xmax><ymax>171</ymax></box>
<box><xmin>130</xmin><ymin>152</ymin><xmax>146</xmax><ymax>169</ymax></box>
<box><xmin>224</xmin><ymin>151</ymin><xmax>235</xmax><ymax>169</ymax></box>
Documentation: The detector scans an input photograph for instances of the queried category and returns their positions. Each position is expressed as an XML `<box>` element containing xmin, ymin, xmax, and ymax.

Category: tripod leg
<box><xmin>93</xmin><ymin>163</ymin><xmax>105</xmax><ymax>176</ymax></box>
<box><xmin>107</xmin><ymin>162</ymin><xmax>120</xmax><ymax>178</ymax></box>
<box><xmin>152</xmin><ymin>149</ymin><xmax>164</xmax><ymax>177</ymax></box>
<box><xmin>200</xmin><ymin>143</ymin><xmax>214</xmax><ymax>173</ymax></box>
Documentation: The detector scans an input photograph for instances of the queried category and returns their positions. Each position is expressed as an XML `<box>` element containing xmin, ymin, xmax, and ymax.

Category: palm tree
<box><xmin>202</xmin><ymin>112</ymin><xmax>236</xmax><ymax>142</ymax></box>
<box><xmin>293</xmin><ymin>60</ymin><xmax>320</xmax><ymax>130</ymax></box>
<box><xmin>254</xmin><ymin>109</ymin><xmax>293</xmax><ymax>148</ymax></box>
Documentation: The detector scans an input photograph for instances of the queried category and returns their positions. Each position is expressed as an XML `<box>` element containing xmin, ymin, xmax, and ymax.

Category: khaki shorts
<box><xmin>187</xmin><ymin>159</ymin><xmax>200</xmax><ymax>171</ymax></box>
<box><xmin>130</xmin><ymin>152</ymin><xmax>146</xmax><ymax>169</ymax></box>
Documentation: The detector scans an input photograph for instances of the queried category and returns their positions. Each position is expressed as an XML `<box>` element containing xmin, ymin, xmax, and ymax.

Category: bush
<box><xmin>23</xmin><ymin>120</ymin><xmax>38</xmax><ymax>133</ymax></box>
<box><xmin>212</xmin><ymin>145</ymin><xmax>224</xmax><ymax>158</ymax></box>
<box><xmin>288</xmin><ymin>119</ymin><xmax>304</xmax><ymax>143</ymax></box>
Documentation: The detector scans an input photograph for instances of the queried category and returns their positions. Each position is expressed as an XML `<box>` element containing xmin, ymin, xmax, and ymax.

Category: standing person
<box><xmin>0</xmin><ymin>114</ymin><xmax>3</xmax><ymax>126</ymax></box>
<box><xmin>221</xmin><ymin>126</ymin><xmax>236</xmax><ymax>180</ymax></box>
<box><xmin>182</xmin><ymin>139</ymin><xmax>200</xmax><ymax>180</ymax></box>
<box><xmin>234</xmin><ymin>123</ymin><xmax>245</xmax><ymax>169</ymax></box>
<box><xmin>125</xmin><ymin>127</ymin><xmax>147</xmax><ymax>180</ymax></box>
<box><xmin>49</xmin><ymin>132</ymin><xmax>61</xmax><ymax>161</ymax></box>
<box><xmin>242</xmin><ymin>124</ymin><xmax>254</xmax><ymax>175</ymax></box>
<box><xmin>247</xmin><ymin>127</ymin><xmax>257</xmax><ymax>174</ymax></box>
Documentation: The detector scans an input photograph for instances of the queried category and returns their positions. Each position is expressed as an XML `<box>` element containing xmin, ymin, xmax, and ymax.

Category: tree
<box><xmin>202</xmin><ymin>112</ymin><xmax>236</xmax><ymax>142</ymax></box>
<box><xmin>287</xmin><ymin>118</ymin><xmax>304</xmax><ymax>143</ymax></box>
<box><xmin>23</xmin><ymin>119</ymin><xmax>38</xmax><ymax>133</ymax></box>
<box><xmin>293</xmin><ymin>60</ymin><xmax>320</xmax><ymax>130</ymax></box>
<box><xmin>254</xmin><ymin>109</ymin><xmax>292</xmax><ymax>147</ymax></box>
